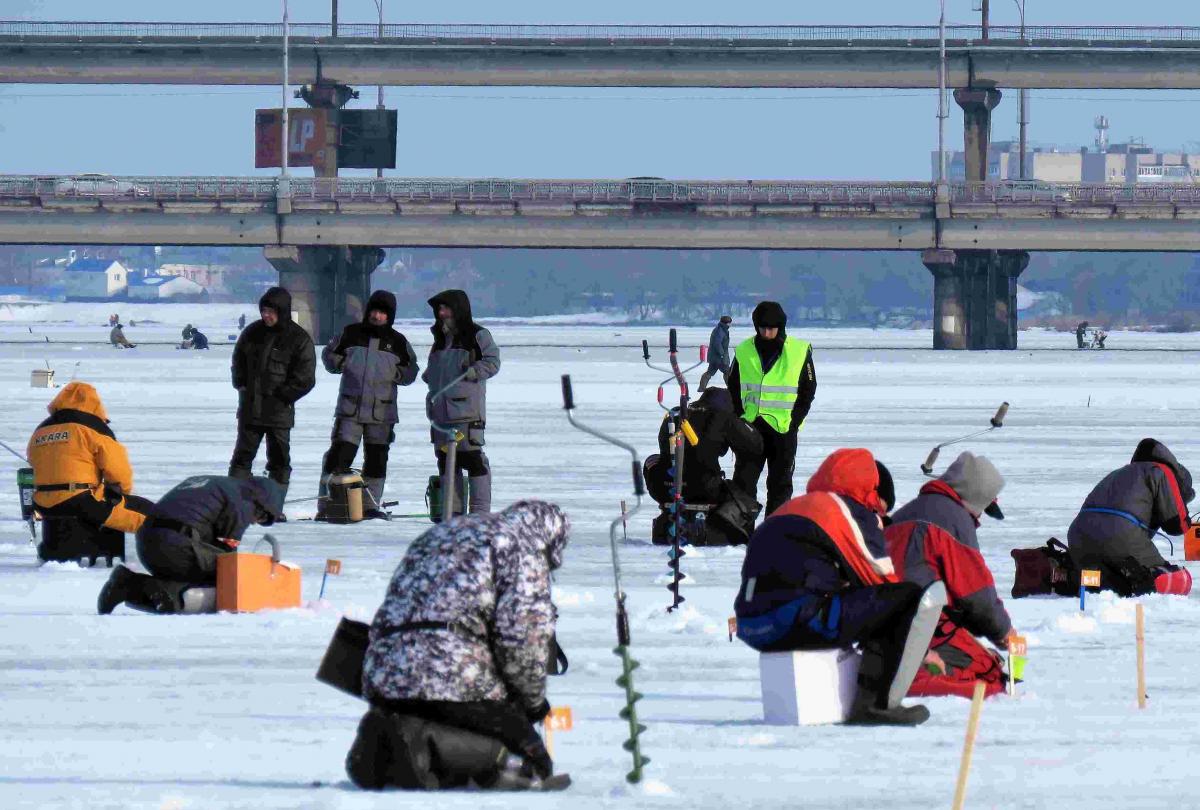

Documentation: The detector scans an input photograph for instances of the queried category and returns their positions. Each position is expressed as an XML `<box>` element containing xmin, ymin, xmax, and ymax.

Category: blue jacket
<box><xmin>708</xmin><ymin>322</ymin><xmax>731</xmax><ymax>373</ymax></box>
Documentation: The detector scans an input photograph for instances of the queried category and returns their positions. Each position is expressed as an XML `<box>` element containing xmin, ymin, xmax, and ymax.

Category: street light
<box><xmin>1013</xmin><ymin>0</ymin><xmax>1029</xmax><ymax>180</ymax></box>
<box><xmin>281</xmin><ymin>0</ymin><xmax>290</xmax><ymax>179</ymax></box>
<box><xmin>937</xmin><ymin>0</ymin><xmax>947</xmax><ymax>184</ymax></box>
<box><xmin>373</xmin><ymin>0</ymin><xmax>385</xmax><ymax>178</ymax></box>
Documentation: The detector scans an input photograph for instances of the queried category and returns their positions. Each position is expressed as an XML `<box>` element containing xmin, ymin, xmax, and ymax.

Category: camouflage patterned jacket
<box><xmin>362</xmin><ymin>501</ymin><xmax>569</xmax><ymax>714</ymax></box>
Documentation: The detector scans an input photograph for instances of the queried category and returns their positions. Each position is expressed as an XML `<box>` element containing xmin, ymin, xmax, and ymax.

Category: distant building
<box><xmin>64</xmin><ymin>258</ymin><xmax>127</xmax><ymax>301</ymax></box>
<box><xmin>157</xmin><ymin>262</ymin><xmax>231</xmax><ymax>293</ymax></box>
<box><xmin>127</xmin><ymin>273</ymin><xmax>207</xmax><ymax>301</ymax></box>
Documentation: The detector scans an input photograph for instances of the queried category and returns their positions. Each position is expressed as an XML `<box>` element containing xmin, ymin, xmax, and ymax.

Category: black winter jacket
<box><xmin>143</xmin><ymin>475</ymin><xmax>285</xmax><ymax>550</ymax></box>
<box><xmin>323</xmin><ymin>290</ymin><xmax>419</xmax><ymax>425</ymax></box>
<box><xmin>650</xmin><ymin>387</ymin><xmax>763</xmax><ymax>503</ymax></box>
<box><xmin>232</xmin><ymin>287</ymin><xmax>317</xmax><ymax>428</ymax></box>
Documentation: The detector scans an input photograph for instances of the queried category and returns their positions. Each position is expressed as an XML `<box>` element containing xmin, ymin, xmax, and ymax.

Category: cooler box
<box><xmin>1186</xmin><ymin>526</ymin><xmax>1200</xmax><ymax>562</ymax></box>
<box><xmin>31</xmin><ymin>369</ymin><xmax>54</xmax><ymax>388</ymax></box>
<box><xmin>759</xmin><ymin>648</ymin><xmax>861</xmax><ymax>726</ymax></box>
<box><xmin>216</xmin><ymin>536</ymin><xmax>301</xmax><ymax>612</ymax></box>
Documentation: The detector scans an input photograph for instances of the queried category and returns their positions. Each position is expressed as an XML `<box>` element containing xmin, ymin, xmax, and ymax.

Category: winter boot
<box><xmin>845</xmin><ymin>678</ymin><xmax>931</xmax><ymax>727</ymax></box>
<box><xmin>363</xmin><ymin>477</ymin><xmax>389</xmax><ymax>520</ymax></box>
<box><xmin>97</xmin><ymin>563</ymin><xmax>146</xmax><ymax>615</ymax></box>
<box><xmin>489</xmin><ymin>753</ymin><xmax>572</xmax><ymax>791</ymax></box>
<box><xmin>468</xmin><ymin>474</ymin><xmax>492</xmax><ymax>515</ymax></box>
<box><xmin>315</xmin><ymin>474</ymin><xmax>332</xmax><ymax>521</ymax></box>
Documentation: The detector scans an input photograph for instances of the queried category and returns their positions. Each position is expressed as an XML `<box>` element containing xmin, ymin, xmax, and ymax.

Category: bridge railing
<box><xmin>5</xmin><ymin>21</ymin><xmax>1200</xmax><ymax>45</ymax></box>
<box><xmin>5</xmin><ymin>175</ymin><xmax>1200</xmax><ymax>205</ymax></box>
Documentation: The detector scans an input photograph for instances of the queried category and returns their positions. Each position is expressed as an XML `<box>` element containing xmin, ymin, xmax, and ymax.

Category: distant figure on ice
<box><xmin>227</xmin><ymin>287</ymin><xmax>315</xmax><ymax>502</ymax></box>
<box><xmin>238</xmin><ymin>313</ymin><xmax>247</xmax><ymax>331</ymax></box>
<box><xmin>182</xmin><ymin>324</ymin><xmax>195</xmax><ymax>342</ymax></box>
<box><xmin>108</xmin><ymin>313</ymin><xmax>118</xmax><ymax>327</ymax></box>
<box><xmin>886</xmin><ymin>452</ymin><xmax>1017</xmax><ymax>699</ymax></box>
<box><xmin>109</xmin><ymin>323</ymin><xmax>135</xmax><ymax>349</ymax></box>
<box><xmin>347</xmin><ymin>501</ymin><xmax>570</xmax><ymax>791</ymax></box>
<box><xmin>190</xmin><ymin>328</ymin><xmax>209</xmax><ymax>350</ymax></box>
<box><xmin>1075</xmin><ymin>321</ymin><xmax>1089</xmax><ymax>349</ymax></box>
<box><xmin>644</xmin><ymin>386</ymin><xmax>763</xmax><ymax>544</ymax></box>
<box><xmin>1067</xmin><ymin>438</ymin><xmax>1194</xmax><ymax>596</ymax></box>
<box><xmin>698</xmin><ymin>314</ymin><xmax>733</xmax><ymax>392</ymax></box>
<box><xmin>734</xmin><ymin>449</ymin><xmax>946</xmax><ymax>726</ymax></box>
<box><xmin>318</xmin><ymin>290</ymin><xmax>419</xmax><ymax>520</ymax></box>
<box><xmin>27</xmin><ymin>382</ymin><xmax>153</xmax><ymax>534</ymax></box>
<box><xmin>423</xmin><ymin>290</ymin><xmax>500</xmax><ymax>515</ymax></box>
<box><xmin>96</xmin><ymin>475</ymin><xmax>284</xmax><ymax>615</ymax></box>
<box><xmin>728</xmin><ymin>301</ymin><xmax>816</xmax><ymax>518</ymax></box>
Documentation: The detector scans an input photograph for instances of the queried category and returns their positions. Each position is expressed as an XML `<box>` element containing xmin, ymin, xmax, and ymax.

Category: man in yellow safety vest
<box><xmin>727</xmin><ymin>301</ymin><xmax>817</xmax><ymax>523</ymax></box>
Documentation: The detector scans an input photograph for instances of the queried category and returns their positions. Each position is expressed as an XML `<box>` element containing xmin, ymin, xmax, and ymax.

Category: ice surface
<box><xmin>0</xmin><ymin>306</ymin><xmax>1198</xmax><ymax>809</ymax></box>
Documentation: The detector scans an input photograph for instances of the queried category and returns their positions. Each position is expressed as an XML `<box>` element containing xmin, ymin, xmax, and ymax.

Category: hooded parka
<box><xmin>323</xmin><ymin>290</ymin><xmax>419</xmax><ymax>425</ymax></box>
<box><xmin>422</xmin><ymin>290</ymin><xmax>500</xmax><ymax>427</ymax></box>
<box><xmin>231</xmin><ymin>287</ymin><xmax>316</xmax><ymax>429</ymax></box>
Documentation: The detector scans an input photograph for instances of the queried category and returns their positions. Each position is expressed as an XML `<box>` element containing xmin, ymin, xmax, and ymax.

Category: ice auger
<box><xmin>561</xmin><ymin>374</ymin><xmax>649</xmax><ymax>784</ymax></box>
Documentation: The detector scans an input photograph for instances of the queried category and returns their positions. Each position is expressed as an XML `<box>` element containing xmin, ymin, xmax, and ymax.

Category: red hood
<box><xmin>806</xmin><ymin>448</ymin><xmax>888</xmax><ymax>516</ymax></box>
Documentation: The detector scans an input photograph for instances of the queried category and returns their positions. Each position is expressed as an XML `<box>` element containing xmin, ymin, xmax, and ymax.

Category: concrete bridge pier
<box><xmin>923</xmin><ymin>248</ymin><xmax>1028</xmax><ymax>350</ymax></box>
<box><xmin>953</xmin><ymin>87</ymin><xmax>1003</xmax><ymax>183</ymax></box>
<box><xmin>264</xmin><ymin>245</ymin><xmax>384</xmax><ymax>343</ymax></box>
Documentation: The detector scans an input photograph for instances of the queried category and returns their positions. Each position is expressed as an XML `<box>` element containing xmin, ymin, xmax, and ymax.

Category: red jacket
<box><xmin>885</xmin><ymin>480</ymin><xmax>1012</xmax><ymax>645</ymax></box>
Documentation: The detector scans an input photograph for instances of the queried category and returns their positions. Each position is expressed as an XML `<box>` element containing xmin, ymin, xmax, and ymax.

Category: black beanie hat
<box><xmin>875</xmin><ymin>461</ymin><xmax>895</xmax><ymax>514</ymax></box>
<box><xmin>751</xmin><ymin>301</ymin><xmax>787</xmax><ymax>330</ymax></box>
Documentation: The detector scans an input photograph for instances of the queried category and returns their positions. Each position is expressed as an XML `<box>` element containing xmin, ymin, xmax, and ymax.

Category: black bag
<box><xmin>316</xmin><ymin>617</ymin><xmax>370</xmax><ymax>698</ymax></box>
<box><xmin>1010</xmin><ymin>538</ymin><xmax>1076</xmax><ymax>598</ymax></box>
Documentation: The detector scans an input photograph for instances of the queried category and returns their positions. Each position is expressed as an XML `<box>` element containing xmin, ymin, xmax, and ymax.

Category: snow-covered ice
<box><xmin>1</xmin><ymin>304</ymin><xmax>1199</xmax><ymax>809</ymax></box>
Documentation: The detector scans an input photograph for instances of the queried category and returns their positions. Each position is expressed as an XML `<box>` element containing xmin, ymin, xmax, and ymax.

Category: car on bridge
<box><xmin>53</xmin><ymin>174</ymin><xmax>151</xmax><ymax>198</ymax></box>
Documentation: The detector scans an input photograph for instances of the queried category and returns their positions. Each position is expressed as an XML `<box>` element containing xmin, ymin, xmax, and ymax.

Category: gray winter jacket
<box><xmin>708</xmin><ymin>322</ymin><xmax>731</xmax><ymax>373</ymax></box>
<box><xmin>422</xmin><ymin>290</ymin><xmax>501</xmax><ymax>426</ymax></box>
<box><xmin>323</xmin><ymin>315</ymin><xmax>418</xmax><ymax>425</ymax></box>
<box><xmin>1068</xmin><ymin>440</ymin><xmax>1194</xmax><ymax>569</ymax></box>
<box><xmin>362</xmin><ymin>501</ymin><xmax>569</xmax><ymax>713</ymax></box>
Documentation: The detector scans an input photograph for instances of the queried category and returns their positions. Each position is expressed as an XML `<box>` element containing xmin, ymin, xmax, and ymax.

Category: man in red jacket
<box><xmin>886</xmin><ymin>451</ymin><xmax>1019</xmax><ymax>699</ymax></box>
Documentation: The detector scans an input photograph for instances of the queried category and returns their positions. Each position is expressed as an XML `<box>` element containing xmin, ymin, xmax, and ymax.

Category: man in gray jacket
<box><xmin>698</xmin><ymin>315</ymin><xmax>732</xmax><ymax>392</ymax></box>
<box><xmin>317</xmin><ymin>290</ymin><xmax>418</xmax><ymax>519</ymax></box>
<box><xmin>423</xmin><ymin>290</ymin><xmax>501</xmax><ymax>515</ymax></box>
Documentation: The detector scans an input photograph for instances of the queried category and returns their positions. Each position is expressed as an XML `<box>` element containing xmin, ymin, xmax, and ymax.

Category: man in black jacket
<box><xmin>319</xmin><ymin>290</ymin><xmax>419</xmax><ymax>519</ymax></box>
<box><xmin>227</xmin><ymin>287</ymin><xmax>316</xmax><ymax>500</ymax></box>
<box><xmin>97</xmin><ymin>474</ymin><xmax>285</xmax><ymax>615</ymax></box>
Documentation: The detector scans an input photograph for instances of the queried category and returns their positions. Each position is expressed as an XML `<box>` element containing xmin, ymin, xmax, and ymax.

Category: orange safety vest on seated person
<box><xmin>27</xmin><ymin>382</ymin><xmax>135</xmax><ymax>511</ymax></box>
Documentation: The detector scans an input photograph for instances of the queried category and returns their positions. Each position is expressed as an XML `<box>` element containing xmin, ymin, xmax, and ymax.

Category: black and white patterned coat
<box><xmin>362</xmin><ymin>501</ymin><xmax>569</xmax><ymax>714</ymax></box>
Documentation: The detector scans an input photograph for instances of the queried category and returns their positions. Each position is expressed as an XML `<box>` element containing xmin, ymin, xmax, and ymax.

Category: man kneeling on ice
<box><xmin>734</xmin><ymin>449</ymin><xmax>946</xmax><ymax>726</ymax></box>
<box><xmin>886</xmin><ymin>452</ymin><xmax>1019</xmax><ymax>699</ymax></box>
<box><xmin>346</xmin><ymin>501</ymin><xmax>570</xmax><ymax>791</ymax></box>
<box><xmin>1067</xmin><ymin>438</ymin><xmax>1194</xmax><ymax>596</ymax></box>
<box><xmin>97</xmin><ymin>475</ymin><xmax>284</xmax><ymax>615</ymax></box>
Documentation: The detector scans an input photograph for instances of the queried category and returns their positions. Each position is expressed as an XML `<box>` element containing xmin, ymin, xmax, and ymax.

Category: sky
<box><xmin>3</xmin><ymin>1</ymin><xmax>1200</xmax><ymax>180</ymax></box>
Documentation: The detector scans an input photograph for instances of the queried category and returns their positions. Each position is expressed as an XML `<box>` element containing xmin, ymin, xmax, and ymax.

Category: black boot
<box><xmin>97</xmin><ymin>564</ymin><xmax>142</xmax><ymax>615</ymax></box>
<box><xmin>845</xmin><ymin>644</ymin><xmax>930</xmax><ymax>727</ymax></box>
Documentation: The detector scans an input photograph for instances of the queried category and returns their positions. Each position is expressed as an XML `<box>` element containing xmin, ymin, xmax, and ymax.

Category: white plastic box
<box><xmin>30</xmin><ymin>369</ymin><xmax>54</xmax><ymax>388</ymax></box>
<box><xmin>759</xmin><ymin>648</ymin><xmax>862</xmax><ymax>726</ymax></box>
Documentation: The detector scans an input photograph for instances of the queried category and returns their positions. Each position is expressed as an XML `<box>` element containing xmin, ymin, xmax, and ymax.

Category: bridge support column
<box><xmin>923</xmin><ymin>248</ymin><xmax>1028</xmax><ymax>350</ymax></box>
<box><xmin>953</xmin><ymin>87</ymin><xmax>1002</xmax><ymax>182</ymax></box>
<box><xmin>264</xmin><ymin>245</ymin><xmax>384</xmax><ymax>344</ymax></box>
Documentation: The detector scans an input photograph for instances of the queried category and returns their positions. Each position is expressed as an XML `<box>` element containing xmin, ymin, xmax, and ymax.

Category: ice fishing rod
<box><xmin>920</xmin><ymin>402</ymin><xmax>1010</xmax><ymax>475</ymax></box>
<box><xmin>0</xmin><ymin>440</ymin><xmax>29</xmax><ymax>464</ymax></box>
<box><xmin>561</xmin><ymin>374</ymin><xmax>649</xmax><ymax>784</ymax></box>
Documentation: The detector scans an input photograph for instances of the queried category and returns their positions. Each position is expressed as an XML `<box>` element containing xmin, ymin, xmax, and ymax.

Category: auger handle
<box><xmin>669</xmin><ymin>328</ymin><xmax>677</xmax><ymax>354</ymax></box>
<box><xmin>632</xmin><ymin>461</ymin><xmax>645</xmax><ymax>497</ymax></box>
<box><xmin>561</xmin><ymin>374</ymin><xmax>575</xmax><ymax>410</ymax></box>
<box><xmin>991</xmin><ymin>402</ymin><xmax>1010</xmax><ymax>428</ymax></box>
<box><xmin>641</xmin><ymin>339</ymin><xmax>650</xmax><ymax>360</ymax></box>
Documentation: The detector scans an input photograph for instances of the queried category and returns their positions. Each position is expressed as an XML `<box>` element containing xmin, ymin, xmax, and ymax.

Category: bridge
<box><xmin>5</xmin><ymin>175</ymin><xmax>1199</xmax><ymax>351</ymax></box>
<box><xmin>6</xmin><ymin>22</ymin><xmax>1200</xmax><ymax>88</ymax></box>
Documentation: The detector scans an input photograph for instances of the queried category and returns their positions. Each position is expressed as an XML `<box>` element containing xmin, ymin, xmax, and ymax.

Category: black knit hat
<box><xmin>751</xmin><ymin>301</ymin><xmax>787</xmax><ymax>330</ymax></box>
<box><xmin>875</xmin><ymin>461</ymin><xmax>895</xmax><ymax>513</ymax></box>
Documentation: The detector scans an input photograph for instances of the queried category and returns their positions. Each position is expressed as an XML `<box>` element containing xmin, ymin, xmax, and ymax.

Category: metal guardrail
<box><xmin>3</xmin><ymin>176</ymin><xmax>1200</xmax><ymax>205</ymax></box>
<box><xmin>5</xmin><ymin>21</ymin><xmax>1200</xmax><ymax>45</ymax></box>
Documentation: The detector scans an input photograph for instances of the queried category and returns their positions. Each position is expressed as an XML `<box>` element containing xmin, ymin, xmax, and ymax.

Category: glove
<box><xmin>525</xmin><ymin>698</ymin><xmax>551</xmax><ymax>724</ymax></box>
<box><xmin>464</xmin><ymin>366</ymin><xmax>479</xmax><ymax>382</ymax></box>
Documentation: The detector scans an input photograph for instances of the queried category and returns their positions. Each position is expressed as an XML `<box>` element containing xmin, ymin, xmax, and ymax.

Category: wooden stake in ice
<box><xmin>1136</xmin><ymin>603</ymin><xmax>1147</xmax><ymax>710</ymax></box>
<box><xmin>951</xmin><ymin>681</ymin><xmax>987</xmax><ymax>810</ymax></box>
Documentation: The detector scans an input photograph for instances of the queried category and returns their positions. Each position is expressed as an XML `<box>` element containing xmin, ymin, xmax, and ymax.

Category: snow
<box><xmin>1</xmin><ymin>306</ymin><xmax>1199</xmax><ymax>809</ymax></box>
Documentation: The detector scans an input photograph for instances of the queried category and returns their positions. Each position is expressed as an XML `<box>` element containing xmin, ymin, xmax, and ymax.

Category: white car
<box><xmin>53</xmin><ymin>174</ymin><xmax>151</xmax><ymax>197</ymax></box>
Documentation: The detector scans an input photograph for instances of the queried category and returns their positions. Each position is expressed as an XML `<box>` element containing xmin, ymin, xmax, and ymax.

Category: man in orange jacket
<box><xmin>27</xmin><ymin>382</ymin><xmax>153</xmax><ymax>534</ymax></box>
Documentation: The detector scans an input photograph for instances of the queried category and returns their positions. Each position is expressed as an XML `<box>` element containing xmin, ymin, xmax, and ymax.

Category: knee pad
<box><xmin>1155</xmin><ymin>566</ymin><xmax>1193</xmax><ymax>596</ymax></box>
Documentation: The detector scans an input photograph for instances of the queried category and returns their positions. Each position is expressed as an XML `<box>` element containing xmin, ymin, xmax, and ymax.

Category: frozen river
<box><xmin>0</xmin><ymin>304</ymin><xmax>1197</xmax><ymax>809</ymax></box>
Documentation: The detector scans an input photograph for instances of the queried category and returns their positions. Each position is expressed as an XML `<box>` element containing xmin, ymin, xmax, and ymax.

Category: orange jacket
<box><xmin>27</xmin><ymin>382</ymin><xmax>135</xmax><ymax>510</ymax></box>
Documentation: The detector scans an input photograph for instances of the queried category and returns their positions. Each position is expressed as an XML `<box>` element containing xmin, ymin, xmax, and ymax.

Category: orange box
<box><xmin>1186</xmin><ymin>527</ymin><xmax>1200</xmax><ymax>562</ymax></box>
<box><xmin>216</xmin><ymin>551</ymin><xmax>302</xmax><ymax>612</ymax></box>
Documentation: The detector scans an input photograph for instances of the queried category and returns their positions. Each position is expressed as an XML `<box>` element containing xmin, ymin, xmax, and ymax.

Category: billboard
<box><xmin>338</xmin><ymin>109</ymin><xmax>398</xmax><ymax>170</ymax></box>
<box><xmin>254</xmin><ymin>108</ymin><xmax>329</xmax><ymax>169</ymax></box>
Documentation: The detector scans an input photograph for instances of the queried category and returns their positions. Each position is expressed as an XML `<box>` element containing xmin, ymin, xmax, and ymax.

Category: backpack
<box><xmin>1010</xmin><ymin>538</ymin><xmax>1077</xmax><ymax>598</ymax></box>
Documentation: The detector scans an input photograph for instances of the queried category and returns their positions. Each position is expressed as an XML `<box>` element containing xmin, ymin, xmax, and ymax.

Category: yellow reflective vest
<box><xmin>734</xmin><ymin>337</ymin><xmax>811</xmax><ymax>434</ymax></box>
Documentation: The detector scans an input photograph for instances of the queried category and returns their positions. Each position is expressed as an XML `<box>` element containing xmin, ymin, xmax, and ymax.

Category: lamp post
<box><xmin>1013</xmin><ymin>0</ymin><xmax>1028</xmax><ymax>180</ymax></box>
<box><xmin>373</xmin><ymin>0</ymin><xmax>385</xmax><ymax>178</ymax></box>
<box><xmin>281</xmin><ymin>0</ymin><xmax>289</xmax><ymax>179</ymax></box>
<box><xmin>937</xmin><ymin>0</ymin><xmax>947</xmax><ymax>183</ymax></box>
